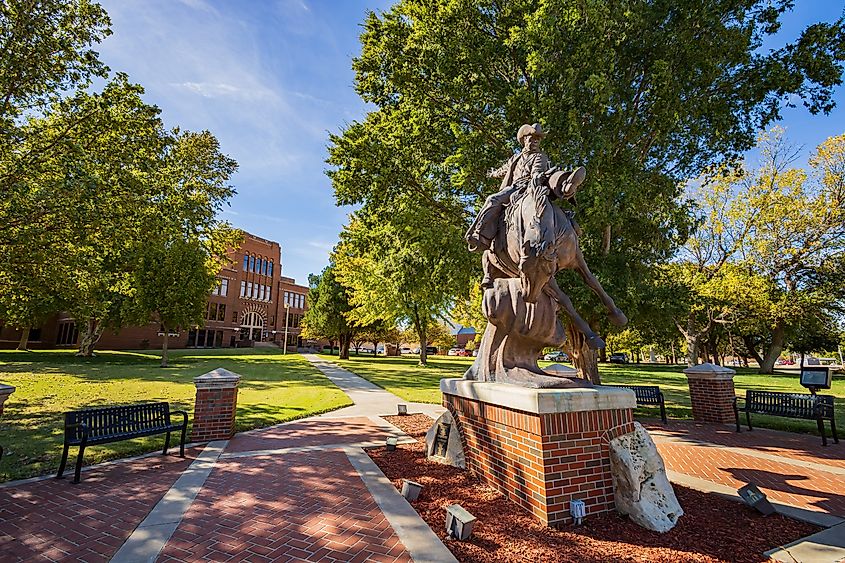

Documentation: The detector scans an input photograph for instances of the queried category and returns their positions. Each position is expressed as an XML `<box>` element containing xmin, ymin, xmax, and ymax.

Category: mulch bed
<box><xmin>374</xmin><ymin>414</ymin><xmax>819</xmax><ymax>563</ymax></box>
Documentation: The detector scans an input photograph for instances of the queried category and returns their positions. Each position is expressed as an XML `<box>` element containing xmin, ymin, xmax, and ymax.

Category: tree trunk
<box><xmin>565</xmin><ymin>324</ymin><xmax>600</xmax><ymax>384</ymax></box>
<box><xmin>371</xmin><ymin>341</ymin><xmax>378</xmax><ymax>356</ymax></box>
<box><xmin>161</xmin><ymin>328</ymin><xmax>169</xmax><ymax>368</ymax></box>
<box><xmin>76</xmin><ymin>318</ymin><xmax>103</xmax><ymax>357</ymax></box>
<box><xmin>413</xmin><ymin>304</ymin><xmax>427</xmax><ymax>367</ymax></box>
<box><xmin>759</xmin><ymin>322</ymin><xmax>786</xmax><ymax>374</ymax></box>
<box><xmin>599</xmin><ymin>345</ymin><xmax>607</xmax><ymax>363</ymax></box>
<box><xmin>741</xmin><ymin>335</ymin><xmax>765</xmax><ymax>366</ymax></box>
<box><xmin>339</xmin><ymin>333</ymin><xmax>350</xmax><ymax>360</ymax></box>
<box><xmin>16</xmin><ymin>327</ymin><xmax>30</xmax><ymax>351</ymax></box>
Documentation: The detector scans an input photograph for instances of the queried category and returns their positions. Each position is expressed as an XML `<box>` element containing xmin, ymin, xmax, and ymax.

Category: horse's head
<box><xmin>517</xmin><ymin>180</ymin><xmax>560</xmax><ymax>303</ymax></box>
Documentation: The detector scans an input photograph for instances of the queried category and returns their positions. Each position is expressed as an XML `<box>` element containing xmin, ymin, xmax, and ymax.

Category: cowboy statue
<box><xmin>466</xmin><ymin>123</ymin><xmax>551</xmax><ymax>255</ymax></box>
<box><xmin>463</xmin><ymin>121</ymin><xmax>627</xmax><ymax>388</ymax></box>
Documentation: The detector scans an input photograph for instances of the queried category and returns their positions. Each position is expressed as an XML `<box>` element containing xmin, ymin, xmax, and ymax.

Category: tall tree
<box><xmin>333</xmin><ymin>208</ymin><xmax>470</xmax><ymax>367</ymax></box>
<box><xmin>132</xmin><ymin>237</ymin><xmax>214</xmax><ymax>367</ymax></box>
<box><xmin>301</xmin><ymin>265</ymin><xmax>359</xmax><ymax>360</ymax></box>
<box><xmin>331</xmin><ymin>0</ymin><xmax>844</xmax><ymax>379</ymax></box>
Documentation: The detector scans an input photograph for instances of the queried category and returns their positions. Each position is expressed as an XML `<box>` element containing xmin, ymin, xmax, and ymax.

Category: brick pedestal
<box><xmin>684</xmin><ymin>363</ymin><xmax>736</xmax><ymax>424</ymax></box>
<box><xmin>191</xmin><ymin>368</ymin><xmax>240</xmax><ymax>442</ymax></box>
<box><xmin>0</xmin><ymin>383</ymin><xmax>14</xmax><ymax>417</ymax></box>
<box><xmin>441</xmin><ymin>378</ymin><xmax>636</xmax><ymax>527</ymax></box>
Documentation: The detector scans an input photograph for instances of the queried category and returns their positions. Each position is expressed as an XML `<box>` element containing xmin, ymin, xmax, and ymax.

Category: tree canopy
<box><xmin>329</xmin><ymin>0</ymin><xmax>845</xmax><ymax>375</ymax></box>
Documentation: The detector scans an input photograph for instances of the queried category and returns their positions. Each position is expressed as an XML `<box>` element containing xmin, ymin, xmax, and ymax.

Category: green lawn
<box><xmin>0</xmin><ymin>348</ymin><xmax>351</xmax><ymax>481</ymax></box>
<box><xmin>321</xmin><ymin>354</ymin><xmax>844</xmax><ymax>436</ymax></box>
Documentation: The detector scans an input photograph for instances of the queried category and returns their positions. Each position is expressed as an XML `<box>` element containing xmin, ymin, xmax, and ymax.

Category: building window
<box><xmin>249</xmin><ymin>255</ymin><xmax>255</xmax><ymax>272</ymax></box>
<box><xmin>252</xmin><ymin>283</ymin><xmax>258</xmax><ymax>299</ymax></box>
<box><xmin>269</xmin><ymin>262</ymin><xmax>273</xmax><ymax>277</ymax></box>
<box><xmin>232</xmin><ymin>311</ymin><xmax>238</xmax><ymax>323</ymax></box>
<box><xmin>56</xmin><ymin>322</ymin><xmax>78</xmax><ymax>346</ymax></box>
<box><xmin>267</xmin><ymin>286</ymin><xmax>272</xmax><ymax>301</ymax></box>
<box><xmin>218</xmin><ymin>304</ymin><xmax>226</xmax><ymax>321</ymax></box>
<box><xmin>259</xmin><ymin>284</ymin><xmax>265</xmax><ymax>301</ymax></box>
<box><xmin>247</xmin><ymin>282</ymin><xmax>253</xmax><ymax>298</ymax></box>
<box><xmin>240</xmin><ymin>281</ymin><xmax>246</xmax><ymax>297</ymax></box>
<box><xmin>220</xmin><ymin>279</ymin><xmax>228</xmax><ymax>296</ymax></box>
<box><xmin>243</xmin><ymin>255</ymin><xmax>249</xmax><ymax>271</ymax></box>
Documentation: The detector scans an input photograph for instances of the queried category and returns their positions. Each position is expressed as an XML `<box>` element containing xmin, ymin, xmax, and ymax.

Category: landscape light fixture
<box><xmin>397</xmin><ymin>404</ymin><xmax>408</xmax><ymax>416</ymax></box>
<box><xmin>737</xmin><ymin>483</ymin><xmax>776</xmax><ymax>516</ymax></box>
<box><xmin>445</xmin><ymin>504</ymin><xmax>477</xmax><ymax>541</ymax></box>
<box><xmin>401</xmin><ymin>479</ymin><xmax>423</xmax><ymax>501</ymax></box>
<box><xmin>570</xmin><ymin>499</ymin><xmax>587</xmax><ymax>525</ymax></box>
<box><xmin>800</xmin><ymin>365</ymin><xmax>832</xmax><ymax>394</ymax></box>
<box><xmin>386</xmin><ymin>437</ymin><xmax>398</xmax><ymax>451</ymax></box>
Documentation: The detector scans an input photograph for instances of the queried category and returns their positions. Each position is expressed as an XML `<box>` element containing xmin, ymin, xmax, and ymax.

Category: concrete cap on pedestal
<box><xmin>683</xmin><ymin>362</ymin><xmax>736</xmax><ymax>380</ymax></box>
<box><xmin>440</xmin><ymin>378</ymin><xmax>636</xmax><ymax>414</ymax></box>
<box><xmin>194</xmin><ymin>368</ymin><xmax>241</xmax><ymax>389</ymax></box>
<box><xmin>0</xmin><ymin>383</ymin><xmax>15</xmax><ymax>403</ymax></box>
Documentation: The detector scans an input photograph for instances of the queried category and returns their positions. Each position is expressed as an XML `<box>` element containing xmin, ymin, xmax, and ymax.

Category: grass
<box><xmin>320</xmin><ymin>353</ymin><xmax>844</xmax><ymax>436</ymax></box>
<box><xmin>0</xmin><ymin>348</ymin><xmax>351</xmax><ymax>482</ymax></box>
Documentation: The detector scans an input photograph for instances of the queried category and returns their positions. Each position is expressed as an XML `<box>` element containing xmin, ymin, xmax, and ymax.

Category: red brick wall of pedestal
<box><xmin>444</xmin><ymin>393</ymin><xmax>634</xmax><ymax>527</ymax></box>
<box><xmin>684</xmin><ymin>363</ymin><xmax>737</xmax><ymax>424</ymax></box>
<box><xmin>191</xmin><ymin>369</ymin><xmax>240</xmax><ymax>442</ymax></box>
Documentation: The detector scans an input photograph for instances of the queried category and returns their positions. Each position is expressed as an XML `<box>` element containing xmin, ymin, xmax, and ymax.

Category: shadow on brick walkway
<box><xmin>0</xmin><ymin>448</ymin><xmax>201</xmax><ymax>562</ymax></box>
<box><xmin>645</xmin><ymin>420</ymin><xmax>845</xmax><ymax>519</ymax></box>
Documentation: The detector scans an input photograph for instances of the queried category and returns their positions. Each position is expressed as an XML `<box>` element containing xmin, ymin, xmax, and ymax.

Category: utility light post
<box><xmin>283</xmin><ymin>302</ymin><xmax>290</xmax><ymax>355</ymax></box>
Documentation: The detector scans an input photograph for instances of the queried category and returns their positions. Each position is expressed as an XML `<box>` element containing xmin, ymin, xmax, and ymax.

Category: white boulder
<box><xmin>425</xmin><ymin>411</ymin><xmax>466</xmax><ymax>469</ymax></box>
<box><xmin>609</xmin><ymin>422</ymin><xmax>683</xmax><ymax>532</ymax></box>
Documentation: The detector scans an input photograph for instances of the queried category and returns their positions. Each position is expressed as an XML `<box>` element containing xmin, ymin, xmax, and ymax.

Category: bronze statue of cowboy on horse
<box><xmin>464</xmin><ymin>123</ymin><xmax>627</xmax><ymax>388</ymax></box>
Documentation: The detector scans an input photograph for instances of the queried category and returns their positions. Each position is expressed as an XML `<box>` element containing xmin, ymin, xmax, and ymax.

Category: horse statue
<box><xmin>464</xmin><ymin>166</ymin><xmax>627</xmax><ymax>388</ymax></box>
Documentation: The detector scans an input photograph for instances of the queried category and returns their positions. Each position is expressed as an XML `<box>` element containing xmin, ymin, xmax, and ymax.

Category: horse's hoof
<box><xmin>609</xmin><ymin>308</ymin><xmax>628</xmax><ymax>326</ymax></box>
<box><xmin>586</xmin><ymin>335</ymin><xmax>605</xmax><ymax>349</ymax></box>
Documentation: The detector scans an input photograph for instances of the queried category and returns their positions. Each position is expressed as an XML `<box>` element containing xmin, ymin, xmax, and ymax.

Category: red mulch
<box><xmin>375</xmin><ymin>414</ymin><xmax>818</xmax><ymax>563</ymax></box>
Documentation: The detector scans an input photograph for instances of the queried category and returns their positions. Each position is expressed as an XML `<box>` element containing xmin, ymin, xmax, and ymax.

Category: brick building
<box><xmin>0</xmin><ymin>232</ymin><xmax>309</xmax><ymax>351</ymax></box>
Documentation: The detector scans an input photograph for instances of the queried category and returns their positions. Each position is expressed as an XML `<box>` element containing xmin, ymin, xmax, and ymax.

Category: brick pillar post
<box><xmin>191</xmin><ymin>368</ymin><xmax>240</xmax><ymax>442</ymax></box>
<box><xmin>684</xmin><ymin>363</ymin><xmax>736</xmax><ymax>424</ymax></box>
<box><xmin>0</xmin><ymin>383</ymin><xmax>15</xmax><ymax>417</ymax></box>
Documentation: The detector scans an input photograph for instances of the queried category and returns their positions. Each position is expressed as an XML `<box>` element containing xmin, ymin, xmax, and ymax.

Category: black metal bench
<box><xmin>606</xmin><ymin>385</ymin><xmax>667</xmax><ymax>423</ymax></box>
<box><xmin>734</xmin><ymin>390</ymin><xmax>838</xmax><ymax>446</ymax></box>
<box><xmin>57</xmin><ymin>402</ymin><xmax>188</xmax><ymax>483</ymax></box>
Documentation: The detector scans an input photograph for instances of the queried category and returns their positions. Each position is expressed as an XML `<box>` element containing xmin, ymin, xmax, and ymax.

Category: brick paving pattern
<box><xmin>158</xmin><ymin>450</ymin><xmax>411</xmax><ymax>563</ymax></box>
<box><xmin>0</xmin><ymin>449</ymin><xmax>199</xmax><ymax>562</ymax></box>
<box><xmin>646</xmin><ymin>420</ymin><xmax>845</xmax><ymax>469</ymax></box>
<box><xmin>225</xmin><ymin>417</ymin><xmax>391</xmax><ymax>453</ymax></box>
<box><xmin>644</xmin><ymin>421</ymin><xmax>845</xmax><ymax>517</ymax></box>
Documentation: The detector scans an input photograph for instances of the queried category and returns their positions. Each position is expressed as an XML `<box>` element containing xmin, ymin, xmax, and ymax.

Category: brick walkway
<box><xmin>0</xmin><ymin>448</ymin><xmax>201</xmax><ymax>562</ymax></box>
<box><xmin>645</xmin><ymin>420</ymin><xmax>845</xmax><ymax>519</ymax></box>
<box><xmin>159</xmin><ymin>451</ymin><xmax>410</xmax><ymax>563</ymax></box>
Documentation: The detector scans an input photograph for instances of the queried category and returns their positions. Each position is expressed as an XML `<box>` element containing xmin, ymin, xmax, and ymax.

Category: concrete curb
<box><xmin>110</xmin><ymin>440</ymin><xmax>227</xmax><ymax>563</ymax></box>
<box><xmin>346</xmin><ymin>448</ymin><xmax>458</xmax><ymax>563</ymax></box>
<box><xmin>766</xmin><ymin>522</ymin><xmax>845</xmax><ymax>563</ymax></box>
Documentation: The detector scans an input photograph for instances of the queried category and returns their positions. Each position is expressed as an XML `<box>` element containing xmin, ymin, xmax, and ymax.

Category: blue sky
<box><xmin>97</xmin><ymin>0</ymin><xmax>844</xmax><ymax>284</ymax></box>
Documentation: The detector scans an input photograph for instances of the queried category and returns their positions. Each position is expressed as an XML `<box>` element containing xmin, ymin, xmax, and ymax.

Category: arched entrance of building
<box><xmin>241</xmin><ymin>311</ymin><xmax>265</xmax><ymax>341</ymax></box>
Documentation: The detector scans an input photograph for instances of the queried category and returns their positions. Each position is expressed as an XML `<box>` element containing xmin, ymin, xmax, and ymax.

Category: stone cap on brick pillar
<box><xmin>0</xmin><ymin>383</ymin><xmax>15</xmax><ymax>406</ymax></box>
<box><xmin>441</xmin><ymin>378</ymin><xmax>635</xmax><ymax>414</ymax></box>
<box><xmin>194</xmin><ymin>368</ymin><xmax>241</xmax><ymax>390</ymax></box>
<box><xmin>683</xmin><ymin>363</ymin><xmax>736</xmax><ymax>380</ymax></box>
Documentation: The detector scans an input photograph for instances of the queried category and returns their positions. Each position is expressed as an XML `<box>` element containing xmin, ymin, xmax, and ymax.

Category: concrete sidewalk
<box><xmin>304</xmin><ymin>354</ymin><xmax>445</xmax><ymax>420</ymax></box>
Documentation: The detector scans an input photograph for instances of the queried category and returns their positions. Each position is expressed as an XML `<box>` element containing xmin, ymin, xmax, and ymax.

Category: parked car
<box><xmin>543</xmin><ymin>351</ymin><xmax>569</xmax><ymax>362</ymax></box>
<box><xmin>609</xmin><ymin>353</ymin><xmax>629</xmax><ymax>364</ymax></box>
<box><xmin>455</xmin><ymin>349</ymin><xmax>471</xmax><ymax>357</ymax></box>
<box><xmin>400</xmin><ymin>347</ymin><xmax>412</xmax><ymax>354</ymax></box>
<box><xmin>448</xmin><ymin>348</ymin><xmax>458</xmax><ymax>356</ymax></box>
<box><xmin>426</xmin><ymin>346</ymin><xmax>438</xmax><ymax>355</ymax></box>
